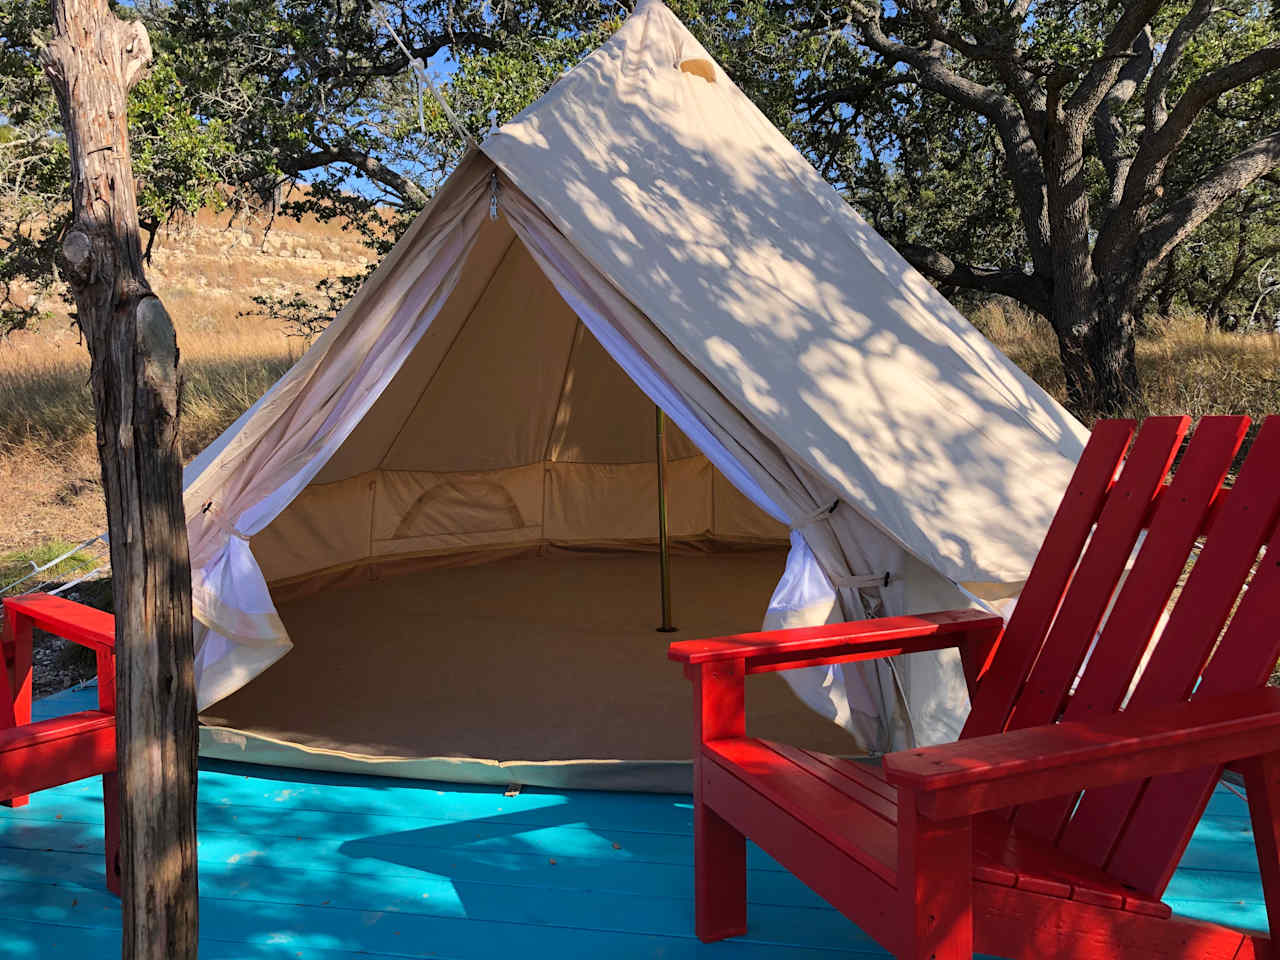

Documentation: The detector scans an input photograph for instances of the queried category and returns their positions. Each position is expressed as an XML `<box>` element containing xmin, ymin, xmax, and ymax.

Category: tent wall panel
<box><xmin>250</xmin><ymin>474</ymin><xmax>375</xmax><ymax>583</ymax></box>
<box><xmin>372</xmin><ymin>463</ymin><xmax>546</xmax><ymax>554</ymax></box>
<box><xmin>311</xmin><ymin>216</ymin><xmax>521</xmax><ymax>485</ymax></box>
<box><xmin>547</xmin><ymin>323</ymin><xmax>700</xmax><ymax>464</ymax></box>
<box><xmin>713</xmin><ymin>469</ymin><xmax>789</xmax><ymax>541</ymax></box>
<box><xmin>543</xmin><ymin>457</ymin><xmax>712</xmax><ymax>542</ymax></box>
<box><xmin>381</xmin><ymin>239</ymin><xmax>581</xmax><ymax>473</ymax></box>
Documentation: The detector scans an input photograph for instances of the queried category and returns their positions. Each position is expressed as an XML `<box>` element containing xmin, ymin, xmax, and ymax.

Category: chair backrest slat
<box><xmin>1053</xmin><ymin>416</ymin><xmax>1280</xmax><ymax>891</ymax></box>
<box><xmin>1011</xmin><ymin>416</ymin><xmax>1247</xmax><ymax>843</ymax></box>
<box><xmin>999</xmin><ymin>417</ymin><xmax>1188</xmax><ymax>736</ymax></box>
<box><xmin>962</xmin><ymin>420</ymin><xmax>1135</xmax><ymax>739</ymax></box>
<box><xmin>1101</xmin><ymin>422</ymin><xmax>1280</xmax><ymax>894</ymax></box>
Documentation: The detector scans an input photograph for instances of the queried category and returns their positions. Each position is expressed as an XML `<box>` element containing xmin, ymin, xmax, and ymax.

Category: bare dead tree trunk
<box><xmin>40</xmin><ymin>1</ymin><xmax>199</xmax><ymax>957</ymax></box>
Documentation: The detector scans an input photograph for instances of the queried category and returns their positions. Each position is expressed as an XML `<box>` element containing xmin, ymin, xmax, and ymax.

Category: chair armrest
<box><xmin>2</xmin><ymin>594</ymin><xmax>114</xmax><ymax>653</ymax></box>
<box><xmin>883</xmin><ymin>687</ymin><xmax>1280</xmax><ymax>820</ymax></box>
<box><xmin>669</xmin><ymin>608</ymin><xmax>1002</xmax><ymax>676</ymax></box>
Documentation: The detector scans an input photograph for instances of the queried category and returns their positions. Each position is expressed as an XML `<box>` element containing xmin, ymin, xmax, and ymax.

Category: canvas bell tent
<box><xmin>183</xmin><ymin>0</ymin><xmax>1088</xmax><ymax>790</ymax></box>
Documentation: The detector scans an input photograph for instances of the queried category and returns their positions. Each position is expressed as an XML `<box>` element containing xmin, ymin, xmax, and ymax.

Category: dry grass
<box><xmin>0</xmin><ymin>203</ymin><xmax>365</xmax><ymax>553</ymax></box>
<box><xmin>971</xmin><ymin>300</ymin><xmax>1280</xmax><ymax>423</ymax></box>
<box><xmin>0</xmin><ymin>313</ymin><xmax>295</xmax><ymax>452</ymax></box>
<box><xmin>0</xmin><ymin>315</ymin><xmax>295</xmax><ymax>552</ymax></box>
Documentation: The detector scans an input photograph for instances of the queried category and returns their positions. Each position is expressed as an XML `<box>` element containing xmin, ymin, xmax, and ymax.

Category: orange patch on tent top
<box><xmin>678</xmin><ymin>58</ymin><xmax>715</xmax><ymax>82</ymax></box>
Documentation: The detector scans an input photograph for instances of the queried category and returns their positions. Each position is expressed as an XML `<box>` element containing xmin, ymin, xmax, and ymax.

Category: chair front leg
<box><xmin>688</xmin><ymin>660</ymin><xmax>747</xmax><ymax>942</ymax></box>
<box><xmin>1238</xmin><ymin>752</ymin><xmax>1280</xmax><ymax>956</ymax></box>
<box><xmin>0</xmin><ymin>610</ymin><xmax>32</xmax><ymax>808</ymax></box>
<box><xmin>695</xmin><ymin>794</ymin><xmax>747</xmax><ymax>941</ymax></box>
<box><xmin>897</xmin><ymin>787</ymin><xmax>973</xmax><ymax>960</ymax></box>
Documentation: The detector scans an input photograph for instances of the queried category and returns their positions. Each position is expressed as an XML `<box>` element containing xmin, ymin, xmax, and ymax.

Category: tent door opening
<box><xmin>197</xmin><ymin>224</ymin><xmax>862</xmax><ymax>790</ymax></box>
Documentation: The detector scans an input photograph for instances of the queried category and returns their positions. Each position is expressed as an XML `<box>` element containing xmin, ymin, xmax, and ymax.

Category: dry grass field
<box><xmin>1</xmin><ymin>214</ymin><xmax>1278</xmax><ymax>576</ymax></box>
<box><xmin>970</xmin><ymin>301</ymin><xmax>1280</xmax><ymax>422</ymax></box>
<box><xmin>0</xmin><ymin>204</ymin><xmax>371</xmax><ymax>562</ymax></box>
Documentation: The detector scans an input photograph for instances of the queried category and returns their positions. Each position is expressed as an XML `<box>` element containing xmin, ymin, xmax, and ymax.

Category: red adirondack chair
<box><xmin>671</xmin><ymin>415</ymin><xmax>1280</xmax><ymax>959</ymax></box>
<box><xmin>0</xmin><ymin>593</ymin><xmax>120</xmax><ymax>894</ymax></box>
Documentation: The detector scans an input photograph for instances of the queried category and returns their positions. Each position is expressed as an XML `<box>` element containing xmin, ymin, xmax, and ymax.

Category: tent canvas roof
<box><xmin>480</xmin><ymin>0</ymin><xmax>1086</xmax><ymax>586</ymax></box>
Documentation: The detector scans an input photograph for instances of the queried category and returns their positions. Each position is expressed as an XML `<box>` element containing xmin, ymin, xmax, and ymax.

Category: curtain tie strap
<box><xmin>792</xmin><ymin>498</ymin><xmax>841</xmax><ymax>530</ymax></box>
<box><xmin>200</xmin><ymin>500</ymin><xmax>250</xmax><ymax>541</ymax></box>
<box><xmin>830</xmin><ymin>571</ymin><xmax>895</xmax><ymax>590</ymax></box>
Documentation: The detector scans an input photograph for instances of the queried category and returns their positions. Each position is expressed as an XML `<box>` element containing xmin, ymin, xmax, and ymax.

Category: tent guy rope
<box><xmin>371</xmin><ymin>5</ymin><xmax>477</xmax><ymax>148</ymax></box>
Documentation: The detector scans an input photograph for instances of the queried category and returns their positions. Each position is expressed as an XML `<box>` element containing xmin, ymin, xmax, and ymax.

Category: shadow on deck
<box><xmin>0</xmin><ymin>685</ymin><xmax>1265</xmax><ymax>958</ymax></box>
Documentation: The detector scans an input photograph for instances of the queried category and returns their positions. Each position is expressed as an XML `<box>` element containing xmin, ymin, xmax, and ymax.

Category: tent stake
<box><xmin>656</xmin><ymin>407</ymin><xmax>676</xmax><ymax>632</ymax></box>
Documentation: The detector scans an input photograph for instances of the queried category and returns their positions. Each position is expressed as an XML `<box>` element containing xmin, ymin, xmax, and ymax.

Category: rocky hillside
<box><xmin>0</xmin><ymin>203</ymin><xmax>375</xmax><ymax>554</ymax></box>
<box><xmin>127</xmin><ymin>203</ymin><xmax>374</xmax><ymax>332</ymax></box>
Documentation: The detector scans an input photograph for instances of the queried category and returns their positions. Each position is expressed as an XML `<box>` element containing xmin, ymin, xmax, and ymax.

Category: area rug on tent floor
<box><xmin>198</xmin><ymin>547</ymin><xmax>861</xmax><ymax>791</ymax></box>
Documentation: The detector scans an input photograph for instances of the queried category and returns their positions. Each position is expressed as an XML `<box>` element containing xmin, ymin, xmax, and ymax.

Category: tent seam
<box><xmin>540</xmin><ymin>320</ymin><xmax>587</xmax><ymax>534</ymax></box>
<box><xmin>542</xmin><ymin>320</ymin><xmax>586</xmax><ymax>465</ymax></box>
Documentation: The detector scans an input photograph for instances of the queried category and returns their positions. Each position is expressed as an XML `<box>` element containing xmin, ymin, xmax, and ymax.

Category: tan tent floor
<box><xmin>200</xmin><ymin>548</ymin><xmax>861</xmax><ymax>790</ymax></box>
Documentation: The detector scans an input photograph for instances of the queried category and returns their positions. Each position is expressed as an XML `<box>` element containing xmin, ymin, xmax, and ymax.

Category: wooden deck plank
<box><xmin>0</xmin><ymin>851</ymin><xmax>873</xmax><ymax>948</ymax></box>
<box><xmin>0</xmin><ymin>875</ymin><xmax>891</xmax><ymax>959</ymax></box>
<box><xmin>0</xmin><ymin>685</ymin><xmax>1267</xmax><ymax>959</ymax></box>
<box><xmin>0</xmin><ymin>783</ymin><xmax>794</xmax><ymax>873</ymax></box>
<box><xmin>0</xmin><ymin>827</ymin><xmax>834</xmax><ymax>911</ymax></box>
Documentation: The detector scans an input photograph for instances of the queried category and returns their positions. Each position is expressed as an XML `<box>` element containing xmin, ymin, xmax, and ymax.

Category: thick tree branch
<box><xmin>1145</xmin><ymin>0</ymin><xmax>1215</xmax><ymax>131</ymax></box>
<box><xmin>908</xmin><ymin>8</ymin><xmax>1051</xmax><ymax>145</ymax></box>
<box><xmin>1094</xmin><ymin>27</ymin><xmax>1154</xmax><ymax>210</ymax></box>
<box><xmin>304</xmin><ymin>141</ymin><xmax>431</xmax><ymax>207</ymax></box>
<box><xmin>850</xmin><ymin>6</ymin><xmax>1053</xmax><ymax>271</ymax></box>
<box><xmin>1138</xmin><ymin>130</ymin><xmax>1280</xmax><ymax>282</ymax></box>
<box><xmin>854</xmin><ymin>15</ymin><xmax>1013</xmax><ymax>118</ymax></box>
<box><xmin>1098</xmin><ymin>41</ymin><xmax>1280</xmax><ymax>268</ymax></box>
<box><xmin>1065</xmin><ymin>0</ymin><xmax>1164</xmax><ymax>119</ymax></box>
<box><xmin>900</xmin><ymin>243</ymin><xmax>1051</xmax><ymax>315</ymax></box>
<box><xmin>349</xmin><ymin>29</ymin><xmax>500</xmax><ymax>80</ymax></box>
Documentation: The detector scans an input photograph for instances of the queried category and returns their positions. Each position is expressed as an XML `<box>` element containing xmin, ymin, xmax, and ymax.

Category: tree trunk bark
<box><xmin>40</xmin><ymin>2</ymin><xmax>199</xmax><ymax>958</ymax></box>
<box><xmin>1084</xmin><ymin>300</ymin><xmax>1141</xmax><ymax>415</ymax></box>
<box><xmin>1154</xmin><ymin>252</ymin><xmax>1179</xmax><ymax>322</ymax></box>
<box><xmin>1041</xmin><ymin>119</ymin><xmax>1135</xmax><ymax>417</ymax></box>
<box><xmin>1048</xmin><ymin>293</ymin><xmax>1142</xmax><ymax>417</ymax></box>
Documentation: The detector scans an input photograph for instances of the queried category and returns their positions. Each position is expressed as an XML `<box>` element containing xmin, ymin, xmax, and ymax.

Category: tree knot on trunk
<box><xmin>135</xmin><ymin>295</ymin><xmax>181</xmax><ymax>403</ymax></box>
<box><xmin>60</xmin><ymin>225</ymin><xmax>117</xmax><ymax>295</ymax></box>
<box><xmin>116</xmin><ymin>19</ymin><xmax>154</xmax><ymax>91</ymax></box>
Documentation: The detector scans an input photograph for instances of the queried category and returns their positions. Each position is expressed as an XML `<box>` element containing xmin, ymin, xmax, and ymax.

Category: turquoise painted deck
<box><xmin>0</xmin><ymin>685</ymin><xmax>1267</xmax><ymax>958</ymax></box>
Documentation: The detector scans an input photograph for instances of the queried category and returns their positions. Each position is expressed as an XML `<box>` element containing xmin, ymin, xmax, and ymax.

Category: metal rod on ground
<box><xmin>656</xmin><ymin>406</ymin><xmax>676</xmax><ymax>632</ymax></box>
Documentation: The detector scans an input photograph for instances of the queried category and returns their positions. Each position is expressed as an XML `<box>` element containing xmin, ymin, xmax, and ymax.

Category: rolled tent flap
<box><xmin>184</xmin><ymin>157</ymin><xmax>495</xmax><ymax>710</ymax></box>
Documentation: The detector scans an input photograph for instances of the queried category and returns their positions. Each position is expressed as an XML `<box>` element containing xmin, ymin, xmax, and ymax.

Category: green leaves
<box><xmin>6</xmin><ymin>0</ymin><xmax>1280</xmax><ymax>349</ymax></box>
<box><xmin>131</xmin><ymin>59</ymin><xmax>235</xmax><ymax>226</ymax></box>
<box><xmin>0</xmin><ymin>3</ymin><xmax>238</xmax><ymax>333</ymax></box>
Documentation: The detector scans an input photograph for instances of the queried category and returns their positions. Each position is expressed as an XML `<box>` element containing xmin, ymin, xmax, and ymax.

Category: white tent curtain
<box><xmin>186</xmin><ymin>162</ymin><xmax>494</xmax><ymax>709</ymax></box>
<box><xmin>498</xmin><ymin>179</ymin><xmax>970</xmax><ymax>751</ymax></box>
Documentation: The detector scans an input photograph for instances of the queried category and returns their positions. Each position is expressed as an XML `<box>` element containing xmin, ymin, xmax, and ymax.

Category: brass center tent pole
<box><xmin>656</xmin><ymin>406</ymin><xmax>676</xmax><ymax>633</ymax></box>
